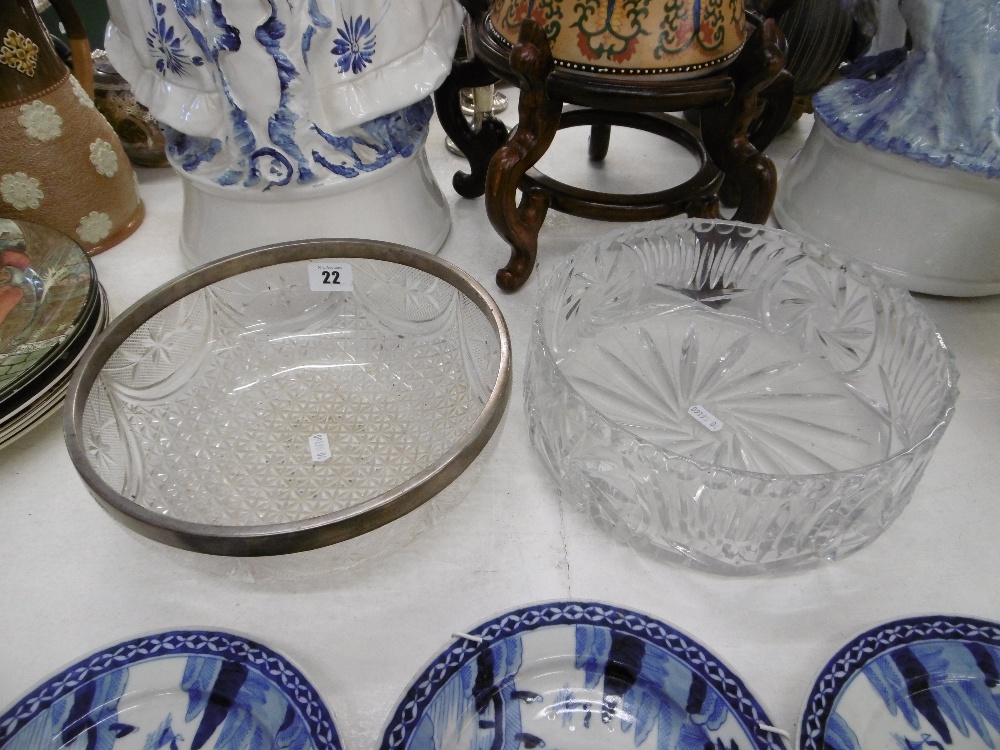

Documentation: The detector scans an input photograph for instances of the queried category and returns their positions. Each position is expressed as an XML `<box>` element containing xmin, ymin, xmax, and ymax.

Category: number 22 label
<box><xmin>308</xmin><ymin>262</ymin><xmax>353</xmax><ymax>292</ymax></box>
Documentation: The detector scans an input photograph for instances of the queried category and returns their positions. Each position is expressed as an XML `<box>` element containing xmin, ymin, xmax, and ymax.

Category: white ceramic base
<box><xmin>178</xmin><ymin>146</ymin><xmax>451</xmax><ymax>268</ymax></box>
<box><xmin>775</xmin><ymin>120</ymin><xmax>1000</xmax><ymax>297</ymax></box>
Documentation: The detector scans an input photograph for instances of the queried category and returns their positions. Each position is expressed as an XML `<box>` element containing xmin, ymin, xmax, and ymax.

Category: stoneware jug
<box><xmin>0</xmin><ymin>0</ymin><xmax>143</xmax><ymax>255</ymax></box>
<box><xmin>487</xmin><ymin>0</ymin><xmax>747</xmax><ymax>77</ymax></box>
<box><xmin>105</xmin><ymin>0</ymin><xmax>463</xmax><ymax>266</ymax></box>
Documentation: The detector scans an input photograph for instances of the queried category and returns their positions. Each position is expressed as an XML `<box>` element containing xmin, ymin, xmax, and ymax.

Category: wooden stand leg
<box><xmin>685</xmin><ymin>194</ymin><xmax>723</xmax><ymax>219</ymax></box>
<box><xmin>588</xmin><ymin>123</ymin><xmax>611</xmax><ymax>161</ymax></box>
<box><xmin>700</xmin><ymin>18</ymin><xmax>787</xmax><ymax>222</ymax></box>
<box><xmin>485</xmin><ymin>20</ymin><xmax>562</xmax><ymax>292</ymax></box>
<box><xmin>434</xmin><ymin>55</ymin><xmax>509</xmax><ymax>199</ymax></box>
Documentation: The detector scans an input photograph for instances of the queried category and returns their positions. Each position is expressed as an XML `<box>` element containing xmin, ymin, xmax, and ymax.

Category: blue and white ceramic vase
<box><xmin>105</xmin><ymin>0</ymin><xmax>463</xmax><ymax>266</ymax></box>
<box><xmin>775</xmin><ymin>0</ymin><xmax>1000</xmax><ymax>296</ymax></box>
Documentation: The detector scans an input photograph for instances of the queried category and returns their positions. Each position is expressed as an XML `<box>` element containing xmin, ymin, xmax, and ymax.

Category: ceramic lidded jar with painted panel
<box><xmin>487</xmin><ymin>0</ymin><xmax>747</xmax><ymax>77</ymax></box>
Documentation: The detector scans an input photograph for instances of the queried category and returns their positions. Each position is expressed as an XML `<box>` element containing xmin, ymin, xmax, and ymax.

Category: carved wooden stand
<box><xmin>436</xmin><ymin>11</ymin><xmax>792</xmax><ymax>291</ymax></box>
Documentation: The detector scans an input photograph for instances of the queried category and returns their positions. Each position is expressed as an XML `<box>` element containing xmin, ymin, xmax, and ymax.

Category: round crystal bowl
<box><xmin>65</xmin><ymin>239</ymin><xmax>511</xmax><ymax>559</ymax></box>
<box><xmin>525</xmin><ymin>219</ymin><xmax>958</xmax><ymax>575</ymax></box>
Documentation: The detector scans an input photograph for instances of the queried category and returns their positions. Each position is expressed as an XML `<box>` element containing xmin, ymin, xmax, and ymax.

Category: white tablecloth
<box><xmin>2</xmin><ymin>98</ymin><xmax>999</xmax><ymax>749</ymax></box>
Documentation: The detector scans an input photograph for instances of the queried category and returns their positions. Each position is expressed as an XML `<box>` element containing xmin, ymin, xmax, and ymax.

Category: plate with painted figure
<box><xmin>378</xmin><ymin>601</ymin><xmax>786</xmax><ymax>750</ymax></box>
<box><xmin>0</xmin><ymin>283</ymin><xmax>107</xmax><ymax>449</ymax></box>
<box><xmin>0</xmin><ymin>630</ymin><xmax>343</xmax><ymax>750</ymax></box>
<box><xmin>800</xmin><ymin>616</ymin><xmax>1000</xmax><ymax>750</ymax></box>
<box><xmin>0</xmin><ymin>218</ymin><xmax>96</xmax><ymax>405</ymax></box>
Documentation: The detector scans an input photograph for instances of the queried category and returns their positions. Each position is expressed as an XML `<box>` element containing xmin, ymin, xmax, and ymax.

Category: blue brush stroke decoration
<box><xmin>310</xmin><ymin>97</ymin><xmax>434</xmax><ymax>179</ymax></box>
<box><xmin>155</xmin><ymin>3</ymin><xmax>430</xmax><ymax>191</ymax></box>
<box><xmin>0</xmin><ymin>631</ymin><xmax>343</xmax><ymax>750</ymax></box>
<box><xmin>171</xmin><ymin>0</ymin><xmax>261</xmax><ymax>186</ymax></box>
<box><xmin>164</xmin><ymin>127</ymin><xmax>224</xmax><ymax>173</ymax></box>
<box><xmin>801</xmin><ymin>616</ymin><xmax>1000</xmax><ymax>750</ymax></box>
<box><xmin>812</xmin><ymin>0</ymin><xmax>1000</xmax><ymax>179</ymax></box>
<box><xmin>302</xmin><ymin>0</ymin><xmax>333</xmax><ymax>68</ymax></box>
<box><xmin>378</xmin><ymin>602</ymin><xmax>782</xmax><ymax>750</ymax></box>
<box><xmin>190</xmin><ymin>660</ymin><xmax>249</xmax><ymax>750</ymax></box>
<box><xmin>256</xmin><ymin>1</ymin><xmax>315</xmax><ymax>185</ymax></box>
<box><xmin>143</xmin><ymin>716</ymin><xmax>181</xmax><ymax>750</ymax></box>
<box><xmin>145</xmin><ymin>1</ymin><xmax>204</xmax><ymax>76</ymax></box>
<box><xmin>59</xmin><ymin>670</ymin><xmax>130</xmax><ymax>750</ymax></box>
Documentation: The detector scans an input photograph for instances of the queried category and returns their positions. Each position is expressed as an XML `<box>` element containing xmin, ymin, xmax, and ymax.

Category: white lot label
<box><xmin>308</xmin><ymin>262</ymin><xmax>353</xmax><ymax>292</ymax></box>
<box><xmin>688</xmin><ymin>404</ymin><xmax>724</xmax><ymax>432</ymax></box>
<box><xmin>309</xmin><ymin>433</ymin><xmax>332</xmax><ymax>462</ymax></box>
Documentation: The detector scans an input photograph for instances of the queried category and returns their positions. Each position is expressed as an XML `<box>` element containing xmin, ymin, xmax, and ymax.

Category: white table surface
<box><xmin>2</xmin><ymin>96</ymin><xmax>999</xmax><ymax>750</ymax></box>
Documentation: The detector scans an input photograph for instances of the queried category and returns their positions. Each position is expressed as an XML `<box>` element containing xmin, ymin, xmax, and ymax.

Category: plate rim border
<box><xmin>798</xmin><ymin>613</ymin><xmax>1000</xmax><ymax>750</ymax></box>
<box><xmin>0</xmin><ymin>628</ymin><xmax>344</xmax><ymax>750</ymax></box>
<box><xmin>377</xmin><ymin>599</ymin><xmax>785</xmax><ymax>750</ymax></box>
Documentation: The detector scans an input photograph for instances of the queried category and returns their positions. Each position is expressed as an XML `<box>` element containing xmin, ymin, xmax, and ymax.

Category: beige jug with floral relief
<box><xmin>0</xmin><ymin>0</ymin><xmax>142</xmax><ymax>255</ymax></box>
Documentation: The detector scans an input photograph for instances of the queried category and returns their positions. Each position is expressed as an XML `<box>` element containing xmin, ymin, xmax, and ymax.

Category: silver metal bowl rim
<box><xmin>64</xmin><ymin>238</ymin><xmax>512</xmax><ymax>557</ymax></box>
<box><xmin>530</xmin><ymin>217</ymin><xmax>960</xmax><ymax>483</ymax></box>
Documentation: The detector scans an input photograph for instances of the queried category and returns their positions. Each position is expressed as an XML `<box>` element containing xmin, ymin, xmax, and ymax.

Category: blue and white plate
<box><xmin>0</xmin><ymin>631</ymin><xmax>342</xmax><ymax>750</ymax></box>
<box><xmin>800</xmin><ymin>616</ymin><xmax>1000</xmax><ymax>750</ymax></box>
<box><xmin>379</xmin><ymin>601</ymin><xmax>785</xmax><ymax>750</ymax></box>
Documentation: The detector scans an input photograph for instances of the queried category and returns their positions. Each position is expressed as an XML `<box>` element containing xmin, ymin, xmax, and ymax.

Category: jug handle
<box><xmin>46</xmin><ymin>0</ymin><xmax>94</xmax><ymax>99</ymax></box>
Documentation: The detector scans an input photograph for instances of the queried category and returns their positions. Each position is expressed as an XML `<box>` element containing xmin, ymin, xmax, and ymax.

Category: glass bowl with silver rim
<box><xmin>64</xmin><ymin>238</ymin><xmax>511</xmax><ymax>579</ymax></box>
<box><xmin>524</xmin><ymin>219</ymin><xmax>958</xmax><ymax>575</ymax></box>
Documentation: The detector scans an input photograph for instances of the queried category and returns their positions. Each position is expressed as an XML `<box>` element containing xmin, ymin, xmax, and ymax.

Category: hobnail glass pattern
<box><xmin>524</xmin><ymin>220</ymin><xmax>958</xmax><ymax>575</ymax></box>
<box><xmin>80</xmin><ymin>259</ymin><xmax>503</xmax><ymax>529</ymax></box>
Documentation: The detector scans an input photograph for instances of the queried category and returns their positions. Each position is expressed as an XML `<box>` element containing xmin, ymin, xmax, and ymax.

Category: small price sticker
<box><xmin>308</xmin><ymin>262</ymin><xmax>353</xmax><ymax>292</ymax></box>
<box><xmin>688</xmin><ymin>404</ymin><xmax>724</xmax><ymax>432</ymax></box>
<box><xmin>309</xmin><ymin>433</ymin><xmax>332</xmax><ymax>462</ymax></box>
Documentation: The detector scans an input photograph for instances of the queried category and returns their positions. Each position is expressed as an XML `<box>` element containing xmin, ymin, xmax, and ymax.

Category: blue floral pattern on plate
<box><xmin>801</xmin><ymin>616</ymin><xmax>1000</xmax><ymax>750</ymax></box>
<box><xmin>0</xmin><ymin>631</ymin><xmax>342</xmax><ymax>750</ymax></box>
<box><xmin>379</xmin><ymin>601</ymin><xmax>784</xmax><ymax>750</ymax></box>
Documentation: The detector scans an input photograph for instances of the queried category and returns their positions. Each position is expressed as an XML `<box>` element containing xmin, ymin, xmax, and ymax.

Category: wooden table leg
<box><xmin>434</xmin><ymin>55</ymin><xmax>509</xmax><ymax>199</ymax></box>
<box><xmin>700</xmin><ymin>18</ymin><xmax>787</xmax><ymax>223</ymax></box>
<box><xmin>485</xmin><ymin>20</ymin><xmax>562</xmax><ymax>292</ymax></box>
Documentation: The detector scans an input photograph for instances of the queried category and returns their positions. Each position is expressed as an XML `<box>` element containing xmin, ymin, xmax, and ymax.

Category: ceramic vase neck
<box><xmin>0</xmin><ymin>0</ymin><xmax>69</xmax><ymax>105</ymax></box>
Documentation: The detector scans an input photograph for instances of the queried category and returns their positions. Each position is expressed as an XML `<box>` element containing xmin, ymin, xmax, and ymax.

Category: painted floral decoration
<box><xmin>1</xmin><ymin>172</ymin><xmax>43</xmax><ymax>210</ymax></box>
<box><xmin>77</xmin><ymin>211</ymin><xmax>113</xmax><ymax>243</ymax></box>
<box><xmin>0</xmin><ymin>29</ymin><xmax>39</xmax><ymax>77</ymax></box>
<box><xmin>146</xmin><ymin>3</ymin><xmax>204</xmax><ymax>76</ymax></box>
<box><xmin>89</xmin><ymin>139</ymin><xmax>119</xmax><ymax>177</ymax></box>
<box><xmin>18</xmin><ymin>101</ymin><xmax>62</xmax><ymax>142</ymax></box>
<box><xmin>70</xmin><ymin>75</ymin><xmax>96</xmax><ymax>109</ymax></box>
<box><xmin>332</xmin><ymin>16</ymin><xmax>376</xmax><ymax>74</ymax></box>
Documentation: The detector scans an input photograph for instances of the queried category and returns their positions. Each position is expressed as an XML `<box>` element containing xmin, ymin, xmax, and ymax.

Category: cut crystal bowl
<box><xmin>65</xmin><ymin>239</ymin><xmax>511</xmax><ymax>567</ymax></box>
<box><xmin>524</xmin><ymin>219</ymin><xmax>958</xmax><ymax>575</ymax></box>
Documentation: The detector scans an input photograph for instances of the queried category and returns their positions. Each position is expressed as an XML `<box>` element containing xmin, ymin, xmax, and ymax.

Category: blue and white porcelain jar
<box><xmin>106</xmin><ymin>0</ymin><xmax>463</xmax><ymax>265</ymax></box>
<box><xmin>775</xmin><ymin>0</ymin><xmax>1000</xmax><ymax>297</ymax></box>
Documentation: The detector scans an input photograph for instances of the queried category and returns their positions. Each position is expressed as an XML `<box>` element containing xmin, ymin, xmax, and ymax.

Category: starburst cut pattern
<box><xmin>765</xmin><ymin>261</ymin><xmax>878</xmax><ymax>372</ymax></box>
<box><xmin>525</xmin><ymin>220</ymin><xmax>958</xmax><ymax>573</ymax></box>
<box><xmin>562</xmin><ymin>313</ymin><xmax>881</xmax><ymax>475</ymax></box>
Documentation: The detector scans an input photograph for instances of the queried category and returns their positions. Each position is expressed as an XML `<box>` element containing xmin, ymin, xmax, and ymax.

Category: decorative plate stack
<box><xmin>0</xmin><ymin>218</ymin><xmax>107</xmax><ymax>450</ymax></box>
